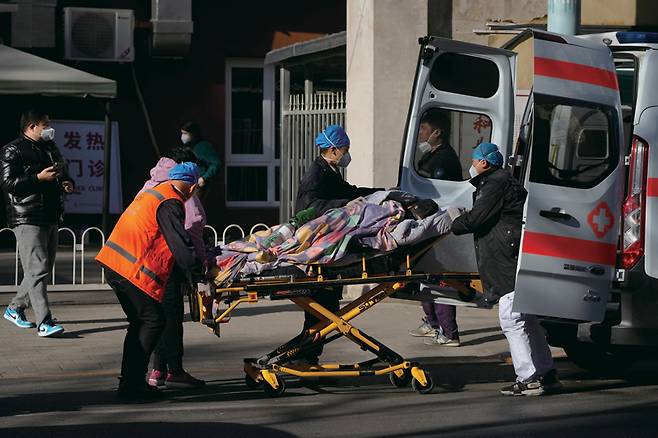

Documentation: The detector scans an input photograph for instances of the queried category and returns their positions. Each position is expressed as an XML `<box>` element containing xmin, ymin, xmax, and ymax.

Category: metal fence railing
<box><xmin>280</xmin><ymin>91</ymin><xmax>346</xmax><ymax>223</ymax></box>
<box><xmin>0</xmin><ymin>223</ymin><xmax>270</xmax><ymax>293</ymax></box>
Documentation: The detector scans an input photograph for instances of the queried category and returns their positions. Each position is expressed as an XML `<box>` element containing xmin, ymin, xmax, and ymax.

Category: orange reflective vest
<box><xmin>96</xmin><ymin>184</ymin><xmax>184</xmax><ymax>302</ymax></box>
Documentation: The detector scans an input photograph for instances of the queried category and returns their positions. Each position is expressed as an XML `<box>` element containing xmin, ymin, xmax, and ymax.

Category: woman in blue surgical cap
<box><xmin>295</xmin><ymin>124</ymin><xmax>381</xmax><ymax>216</ymax></box>
<box><xmin>294</xmin><ymin>124</ymin><xmax>382</xmax><ymax>364</ymax></box>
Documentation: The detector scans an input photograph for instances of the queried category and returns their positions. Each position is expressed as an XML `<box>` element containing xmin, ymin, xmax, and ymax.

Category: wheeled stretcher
<box><xmin>191</xmin><ymin>236</ymin><xmax>481</xmax><ymax>397</ymax></box>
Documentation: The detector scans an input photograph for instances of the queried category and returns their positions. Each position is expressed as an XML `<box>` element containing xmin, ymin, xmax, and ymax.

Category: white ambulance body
<box><xmin>401</xmin><ymin>29</ymin><xmax>657</xmax><ymax>372</ymax></box>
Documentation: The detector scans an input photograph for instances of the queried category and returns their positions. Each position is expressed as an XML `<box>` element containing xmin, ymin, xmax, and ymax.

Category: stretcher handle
<box><xmin>231</xmin><ymin>272</ymin><xmax>480</xmax><ymax>293</ymax></box>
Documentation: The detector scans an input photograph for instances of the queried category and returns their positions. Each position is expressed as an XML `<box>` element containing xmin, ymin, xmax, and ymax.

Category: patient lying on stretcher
<box><xmin>208</xmin><ymin>190</ymin><xmax>464</xmax><ymax>287</ymax></box>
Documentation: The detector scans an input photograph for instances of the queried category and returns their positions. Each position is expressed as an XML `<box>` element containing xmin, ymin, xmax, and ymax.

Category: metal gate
<box><xmin>280</xmin><ymin>91</ymin><xmax>346</xmax><ymax>222</ymax></box>
<box><xmin>0</xmin><ymin>223</ymin><xmax>271</xmax><ymax>293</ymax></box>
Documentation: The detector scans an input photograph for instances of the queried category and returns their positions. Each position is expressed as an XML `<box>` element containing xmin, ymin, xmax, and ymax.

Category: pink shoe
<box><xmin>165</xmin><ymin>371</ymin><xmax>206</xmax><ymax>389</ymax></box>
<box><xmin>147</xmin><ymin>369</ymin><xmax>166</xmax><ymax>387</ymax></box>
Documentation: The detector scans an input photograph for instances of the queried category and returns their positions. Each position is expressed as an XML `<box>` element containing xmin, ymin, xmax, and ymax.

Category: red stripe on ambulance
<box><xmin>522</xmin><ymin>231</ymin><xmax>617</xmax><ymax>266</ymax></box>
<box><xmin>647</xmin><ymin>178</ymin><xmax>658</xmax><ymax>197</ymax></box>
<box><xmin>534</xmin><ymin>57</ymin><xmax>619</xmax><ymax>90</ymax></box>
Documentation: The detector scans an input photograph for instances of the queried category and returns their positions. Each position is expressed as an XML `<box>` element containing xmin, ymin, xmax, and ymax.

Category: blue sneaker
<box><xmin>4</xmin><ymin>307</ymin><xmax>36</xmax><ymax>329</ymax></box>
<box><xmin>37</xmin><ymin>319</ymin><xmax>64</xmax><ymax>337</ymax></box>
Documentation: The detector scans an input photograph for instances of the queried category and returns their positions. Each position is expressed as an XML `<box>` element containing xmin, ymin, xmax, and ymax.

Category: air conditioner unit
<box><xmin>64</xmin><ymin>7</ymin><xmax>134</xmax><ymax>62</ymax></box>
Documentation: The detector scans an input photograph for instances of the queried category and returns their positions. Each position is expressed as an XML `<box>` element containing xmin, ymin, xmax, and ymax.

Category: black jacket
<box><xmin>0</xmin><ymin>135</ymin><xmax>74</xmax><ymax>227</ymax></box>
<box><xmin>451</xmin><ymin>168</ymin><xmax>527</xmax><ymax>302</ymax></box>
<box><xmin>295</xmin><ymin>156</ymin><xmax>381</xmax><ymax>216</ymax></box>
<box><xmin>156</xmin><ymin>199</ymin><xmax>203</xmax><ymax>282</ymax></box>
<box><xmin>417</xmin><ymin>143</ymin><xmax>463</xmax><ymax>181</ymax></box>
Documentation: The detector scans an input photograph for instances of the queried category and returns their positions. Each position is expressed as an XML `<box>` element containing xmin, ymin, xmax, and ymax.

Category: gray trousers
<box><xmin>9</xmin><ymin>224</ymin><xmax>58</xmax><ymax>326</ymax></box>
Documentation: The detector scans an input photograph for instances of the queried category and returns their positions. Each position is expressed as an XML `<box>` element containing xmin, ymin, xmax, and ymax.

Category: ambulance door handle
<box><xmin>539</xmin><ymin>209</ymin><xmax>572</xmax><ymax>220</ymax></box>
<box><xmin>587</xmin><ymin>265</ymin><xmax>605</xmax><ymax>276</ymax></box>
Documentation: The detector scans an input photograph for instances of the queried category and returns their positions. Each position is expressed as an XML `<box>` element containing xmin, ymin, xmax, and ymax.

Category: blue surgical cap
<box><xmin>315</xmin><ymin>125</ymin><xmax>350</xmax><ymax>149</ymax></box>
<box><xmin>472</xmin><ymin>142</ymin><xmax>503</xmax><ymax>167</ymax></box>
<box><xmin>168</xmin><ymin>161</ymin><xmax>199</xmax><ymax>184</ymax></box>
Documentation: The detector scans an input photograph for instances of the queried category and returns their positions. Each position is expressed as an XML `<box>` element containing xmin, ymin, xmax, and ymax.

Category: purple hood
<box><xmin>141</xmin><ymin>157</ymin><xmax>207</xmax><ymax>260</ymax></box>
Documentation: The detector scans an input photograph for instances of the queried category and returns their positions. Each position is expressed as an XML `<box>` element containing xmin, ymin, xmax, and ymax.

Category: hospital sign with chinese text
<box><xmin>51</xmin><ymin>120</ymin><xmax>123</xmax><ymax>214</ymax></box>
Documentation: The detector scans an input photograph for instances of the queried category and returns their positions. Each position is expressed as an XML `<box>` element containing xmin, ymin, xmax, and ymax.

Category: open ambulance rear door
<box><xmin>509</xmin><ymin>31</ymin><xmax>625</xmax><ymax>322</ymax></box>
<box><xmin>399</xmin><ymin>37</ymin><xmax>516</xmax><ymax>273</ymax></box>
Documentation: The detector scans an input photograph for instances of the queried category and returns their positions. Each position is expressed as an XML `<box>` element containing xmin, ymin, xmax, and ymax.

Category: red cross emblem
<box><xmin>587</xmin><ymin>202</ymin><xmax>614</xmax><ymax>239</ymax></box>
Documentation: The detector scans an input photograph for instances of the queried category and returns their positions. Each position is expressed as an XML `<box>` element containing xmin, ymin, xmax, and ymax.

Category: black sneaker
<box><xmin>540</xmin><ymin>369</ymin><xmax>563</xmax><ymax>393</ymax></box>
<box><xmin>117</xmin><ymin>378</ymin><xmax>163</xmax><ymax>402</ymax></box>
<box><xmin>500</xmin><ymin>379</ymin><xmax>545</xmax><ymax>396</ymax></box>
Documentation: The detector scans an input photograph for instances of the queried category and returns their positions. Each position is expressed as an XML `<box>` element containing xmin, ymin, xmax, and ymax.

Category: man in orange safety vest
<box><xmin>96</xmin><ymin>162</ymin><xmax>203</xmax><ymax>401</ymax></box>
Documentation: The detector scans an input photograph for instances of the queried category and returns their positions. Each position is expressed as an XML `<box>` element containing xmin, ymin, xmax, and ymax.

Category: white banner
<box><xmin>51</xmin><ymin>120</ymin><xmax>123</xmax><ymax>214</ymax></box>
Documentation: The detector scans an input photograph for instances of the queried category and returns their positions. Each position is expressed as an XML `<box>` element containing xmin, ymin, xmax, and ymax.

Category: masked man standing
<box><xmin>451</xmin><ymin>142</ymin><xmax>561</xmax><ymax>396</ymax></box>
<box><xmin>1</xmin><ymin>110</ymin><xmax>74</xmax><ymax>337</ymax></box>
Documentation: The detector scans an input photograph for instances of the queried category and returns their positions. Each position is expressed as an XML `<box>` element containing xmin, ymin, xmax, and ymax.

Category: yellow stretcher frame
<box><xmin>194</xmin><ymin>238</ymin><xmax>481</xmax><ymax>397</ymax></box>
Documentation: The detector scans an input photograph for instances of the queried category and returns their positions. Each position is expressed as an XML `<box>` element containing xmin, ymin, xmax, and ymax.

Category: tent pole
<box><xmin>102</xmin><ymin>100</ymin><xmax>112</xmax><ymax>236</ymax></box>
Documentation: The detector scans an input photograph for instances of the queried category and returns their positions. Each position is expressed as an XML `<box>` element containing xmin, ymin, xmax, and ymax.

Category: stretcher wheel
<box><xmin>389</xmin><ymin>369</ymin><xmax>412</xmax><ymax>388</ymax></box>
<box><xmin>245</xmin><ymin>374</ymin><xmax>264</xmax><ymax>389</ymax></box>
<box><xmin>263</xmin><ymin>375</ymin><xmax>286</xmax><ymax>397</ymax></box>
<box><xmin>411</xmin><ymin>369</ymin><xmax>434</xmax><ymax>394</ymax></box>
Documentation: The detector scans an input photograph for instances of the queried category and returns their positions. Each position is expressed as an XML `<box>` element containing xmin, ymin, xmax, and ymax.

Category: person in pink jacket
<box><xmin>141</xmin><ymin>147</ymin><xmax>207</xmax><ymax>389</ymax></box>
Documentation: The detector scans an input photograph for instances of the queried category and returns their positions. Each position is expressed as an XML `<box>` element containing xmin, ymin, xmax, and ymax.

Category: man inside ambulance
<box><xmin>451</xmin><ymin>142</ymin><xmax>562</xmax><ymax>396</ymax></box>
<box><xmin>410</xmin><ymin>110</ymin><xmax>463</xmax><ymax>347</ymax></box>
<box><xmin>414</xmin><ymin>110</ymin><xmax>462</xmax><ymax>181</ymax></box>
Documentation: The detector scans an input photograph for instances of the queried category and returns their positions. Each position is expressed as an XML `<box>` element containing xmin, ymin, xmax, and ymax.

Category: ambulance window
<box><xmin>430</xmin><ymin>53</ymin><xmax>499</xmax><ymax>98</ymax></box>
<box><xmin>616</xmin><ymin>68</ymin><xmax>635</xmax><ymax>107</ymax></box>
<box><xmin>615</xmin><ymin>58</ymin><xmax>636</xmax><ymax>154</ymax></box>
<box><xmin>414</xmin><ymin>108</ymin><xmax>492</xmax><ymax>181</ymax></box>
<box><xmin>577</xmin><ymin>129</ymin><xmax>608</xmax><ymax>158</ymax></box>
<box><xmin>530</xmin><ymin>95</ymin><xmax>617</xmax><ymax>189</ymax></box>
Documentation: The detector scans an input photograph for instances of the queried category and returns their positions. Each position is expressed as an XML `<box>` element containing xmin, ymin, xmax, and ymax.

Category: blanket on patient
<box><xmin>209</xmin><ymin>191</ymin><xmax>458</xmax><ymax>286</ymax></box>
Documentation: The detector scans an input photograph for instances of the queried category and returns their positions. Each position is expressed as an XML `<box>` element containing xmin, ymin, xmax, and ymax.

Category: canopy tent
<box><xmin>0</xmin><ymin>44</ymin><xmax>116</xmax><ymax>98</ymax></box>
<box><xmin>0</xmin><ymin>44</ymin><xmax>117</xmax><ymax>232</ymax></box>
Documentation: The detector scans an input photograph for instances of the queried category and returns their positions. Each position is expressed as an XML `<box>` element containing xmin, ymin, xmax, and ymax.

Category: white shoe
<box><xmin>424</xmin><ymin>332</ymin><xmax>460</xmax><ymax>347</ymax></box>
<box><xmin>409</xmin><ymin>319</ymin><xmax>437</xmax><ymax>337</ymax></box>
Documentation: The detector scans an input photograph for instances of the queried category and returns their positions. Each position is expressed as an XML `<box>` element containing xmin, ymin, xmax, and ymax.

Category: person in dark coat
<box><xmin>296</xmin><ymin>127</ymin><xmax>379</xmax><ymax>216</ymax></box>
<box><xmin>415</xmin><ymin>110</ymin><xmax>462</xmax><ymax>181</ymax></box>
<box><xmin>180</xmin><ymin>121</ymin><xmax>221</xmax><ymax>203</ymax></box>
<box><xmin>294</xmin><ymin>124</ymin><xmax>381</xmax><ymax>364</ymax></box>
<box><xmin>1</xmin><ymin>109</ymin><xmax>74</xmax><ymax>337</ymax></box>
<box><xmin>451</xmin><ymin>142</ymin><xmax>561</xmax><ymax>396</ymax></box>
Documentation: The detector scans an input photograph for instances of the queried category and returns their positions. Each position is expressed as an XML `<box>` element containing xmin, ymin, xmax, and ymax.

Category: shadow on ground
<box><xmin>0</xmin><ymin>422</ymin><xmax>296</xmax><ymax>438</ymax></box>
<box><xmin>383</xmin><ymin>401</ymin><xmax>658</xmax><ymax>438</ymax></box>
<box><xmin>2</xmin><ymin>358</ymin><xmax>658</xmax><ymax>425</ymax></box>
<box><xmin>54</xmin><ymin>324</ymin><xmax>128</xmax><ymax>338</ymax></box>
<box><xmin>56</xmin><ymin>317</ymin><xmax>127</xmax><ymax>325</ymax></box>
<box><xmin>0</xmin><ymin>378</ymin><xmax>313</xmax><ymax>418</ymax></box>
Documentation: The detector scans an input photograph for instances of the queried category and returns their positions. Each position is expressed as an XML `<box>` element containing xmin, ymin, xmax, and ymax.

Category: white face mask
<box><xmin>40</xmin><ymin>127</ymin><xmax>55</xmax><ymax>142</ymax></box>
<box><xmin>417</xmin><ymin>142</ymin><xmax>431</xmax><ymax>154</ymax></box>
<box><xmin>337</xmin><ymin>150</ymin><xmax>352</xmax><ymax>168</ymax></box>
<box><xmin>468</xmin><ymin>165</ymin><xmax>479</xmax><ymax>178</ymax></box>
<box><xmin>181</xmin><ymin>133</ymin><xmax>192</xmax><ymax>144</ymax></box>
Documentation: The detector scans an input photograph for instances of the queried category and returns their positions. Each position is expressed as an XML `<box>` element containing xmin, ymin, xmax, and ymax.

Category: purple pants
<box><xmin>422</xmin><ymin>302</ymin><xmax>459</xmax><ymax>340</ymax></box>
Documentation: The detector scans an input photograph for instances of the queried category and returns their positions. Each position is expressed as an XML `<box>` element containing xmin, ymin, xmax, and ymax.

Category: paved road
<box><xmin>1</xmin><ymin>299</ymin><xmax>658</xmax><ymax>437</ymax></box>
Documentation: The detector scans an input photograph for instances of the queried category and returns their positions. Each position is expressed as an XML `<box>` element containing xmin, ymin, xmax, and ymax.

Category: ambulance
<box><xmin>400</xmin><ymin>29</ymin><xmax>657</xmax><ymax>373</ymax></box>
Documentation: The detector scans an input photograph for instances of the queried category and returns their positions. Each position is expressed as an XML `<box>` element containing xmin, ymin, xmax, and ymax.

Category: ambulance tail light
<box><xmin>621</xmin><ymin>136</ymin><xmax>648</xmax><ymax>269</ymax></box>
